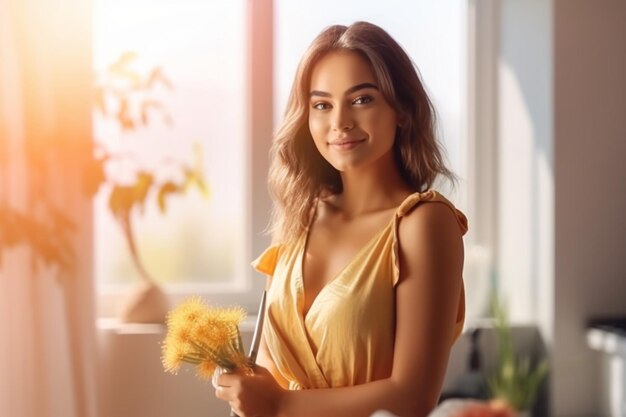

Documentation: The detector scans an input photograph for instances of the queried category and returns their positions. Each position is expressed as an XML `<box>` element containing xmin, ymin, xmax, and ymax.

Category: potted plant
<box><xmin>91</xmin><ymin>51</ymin><xmax>209</xmax><ymax>323</ymax></box>
<box><xmin>487</xmin><ymin>296</ymin><xmax>549</xmax><ymax>417</ymax></box>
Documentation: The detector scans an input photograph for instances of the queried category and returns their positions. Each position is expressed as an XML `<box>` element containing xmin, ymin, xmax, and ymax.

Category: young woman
<box><xmin>215</xmin><ymin>21</ymin><xmax>468</xmax><ymax>417</ymax></box>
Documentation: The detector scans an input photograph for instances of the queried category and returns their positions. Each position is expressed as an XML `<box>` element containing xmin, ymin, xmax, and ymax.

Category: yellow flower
<box><xmin>162</xmin><ymin>336</ymin><xmax>185</xmax><ymax>372</ymax></box>
<box><xmin>197</xmin><ymin>359</ymin><xmax>217</xmax><ymax>380</ymax></box>
<box><xmin>193</xmin><ymin>315</ymin><xmax>232</xmax><ymax>347</ymax></box>
<box><xmin>166</xmin><ymin>296</ymin><xmax>207</xmax><ymax>331</ymax></box>
<box><xmin>219</xmin><ymin>306</ymin><xmax>247</xmax><ymax>324</ymax></box>
<box><xmin>161</xmin><ymin>297</ymin><xmax>250</xmax><ymax>377</ymax></box>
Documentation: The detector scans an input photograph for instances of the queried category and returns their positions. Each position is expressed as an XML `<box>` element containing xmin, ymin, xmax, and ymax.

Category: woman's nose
<box><xmin>331</xmin><ymin>105</ymin><xmax>354</xmax><ymax>131</ymax></box>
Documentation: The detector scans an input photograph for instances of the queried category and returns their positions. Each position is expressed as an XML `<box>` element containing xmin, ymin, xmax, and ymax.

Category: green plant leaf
<box><xmin>107</xmin><ymin>51</ymin><xmax>142</xmax><ymax>89</ymax></box>
<box><xmin>133</xmin><ymin>172</ymin><xmax>153</xmax><ymax>212</ymax></box>
<box><xmin>116</xmin><ymin>97</ymin><xmax>134</xmax><ymax>130</ymax></box>
<box><xmin>488</xmin><ymin>294</ymin><xmax>548</xmax><ymax>410</ymax></box>
<box><xmin>157</xmin><ymin>182</ymin><xmax>180</xmax><ymax>214</ymax></box>
<box><xmin>146</xmin><ymin>66</ymin><xmax>173</xmax><ymax>90</ymax></box>
<box><xmin>108</xmin><ymin>185</ymin><xmax>135</xmax><ymax>218</ymax></box>
<box><xmin>195</xmin><ymin>178</ymin><xmax>210</xmax><ymax>198</ymax></box>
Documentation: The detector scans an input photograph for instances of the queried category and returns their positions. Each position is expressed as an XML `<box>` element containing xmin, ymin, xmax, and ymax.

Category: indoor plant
<box><xmin>92</xmin><ymin>51</ymin><xmax>209</xmax><ymax>323</ymax></box>
<box><xmin>487</xmin><ymin>296</ymin><xmax>549</xmax><ymax>416</ymax></box>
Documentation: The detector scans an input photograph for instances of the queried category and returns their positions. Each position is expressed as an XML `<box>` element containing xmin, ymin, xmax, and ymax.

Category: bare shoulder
<box><xmin>396</xmin><ymin>201</ymin><xmax>464</xmax><ymax>280</ymax></box>
<box><xmin>398</xmin><ymin>201</ymin><xmax>464</xmax><ymax>248</ymax></box>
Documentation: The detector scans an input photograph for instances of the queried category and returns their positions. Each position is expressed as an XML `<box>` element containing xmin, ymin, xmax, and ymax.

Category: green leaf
<box><xmin>487</xmin><ymin>293</ymin><xmax>548</xmax><ymax>410</ymax></box>
<box><xmin>133</xmin><ymin>172</ymin><xmax>154</xmax><ymax>212</ymax></box>
<box><xmin>108</xmin><ymin>51</ymin><xmax>138</xmax><ymax>72</ymax></box>
<box><xmin>195</xmin><ymin>178</ymin><xmax>210</xmax><ymax>198</ymax></box>
<box><xmin>108</xmin><ymin>185</ymin><xmax>135</xmax><ymax>218</ymax></box>
<box><xmin>140</xmin><ymin>99</ymin><xmax>165</xmax><ymax>127</ymax></box>
<box><xmin>116</xmin><ymin>98</ymin><xmax>134</xmax><ymax>130</ymax></box>
<box><xmin>182</xmin><ymin>167</ymin><xmax>210</xmax><ymax>199</ymax></box>
<box><xmin>157</xmin><ymin>182</ymin><xmax>180</xmax><ymax>214</ymax></box>
<box><xmin>146</xmin><ymin>66</ymin><xmax>173</xmax><ymax>90</ymax></box>
<box><xmin>107</xmin><ymin>51</ymin><xmax>142</xmax><ymax>88</ymax></box>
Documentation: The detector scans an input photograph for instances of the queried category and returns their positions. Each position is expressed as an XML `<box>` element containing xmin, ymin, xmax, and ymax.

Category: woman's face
<box><xmin>307</xmin><ymin>50</ymin><xmax>399</xmax><ymax>173</ymax></box>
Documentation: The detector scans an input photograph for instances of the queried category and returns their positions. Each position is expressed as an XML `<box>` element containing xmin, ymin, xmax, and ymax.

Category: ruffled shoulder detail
<box><xmin>396</xmin><ymin>189</ymin><xmax>468</xmax><ymax>235</ymax></box>
<box><xmin>251</xmin><ymin>245</ymin><xmax>281</xmax><ymax>277</ymax></box>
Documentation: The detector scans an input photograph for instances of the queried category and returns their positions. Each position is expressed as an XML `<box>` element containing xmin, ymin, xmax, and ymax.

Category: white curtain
<box><xmin>0</xmin><ymin>1</ymin><xmax>98</xmax><ymax>416</ymax></box>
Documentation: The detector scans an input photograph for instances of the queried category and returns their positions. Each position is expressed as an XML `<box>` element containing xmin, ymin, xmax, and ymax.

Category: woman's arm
<box><xmin>216</xmin><ymin>203</ymin><xmax>464</xmax><ymax>417</ymax></box>
<box><xmin>389</xmin><ymin>201</ymin><xmax>465</xmax><ymax>415</ymax></box>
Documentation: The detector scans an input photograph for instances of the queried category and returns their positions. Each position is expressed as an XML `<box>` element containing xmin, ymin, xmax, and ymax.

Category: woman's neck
<box><xmin>334</xmin><ymin>154</ymin><xmax>414</xmax><ymax>218</ymax></box>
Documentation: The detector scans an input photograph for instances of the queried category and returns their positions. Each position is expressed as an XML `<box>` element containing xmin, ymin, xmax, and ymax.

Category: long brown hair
<box><xmin>268</xmin><ymin>21</ymin><xmax>455</xmax><ymax>243</ymax></box>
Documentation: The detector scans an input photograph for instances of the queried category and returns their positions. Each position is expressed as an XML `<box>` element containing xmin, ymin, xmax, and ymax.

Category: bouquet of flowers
<box><xmin>161</xmin><ymin>297</ymin><xmax>251</xmax><ymax>379</ymax></box>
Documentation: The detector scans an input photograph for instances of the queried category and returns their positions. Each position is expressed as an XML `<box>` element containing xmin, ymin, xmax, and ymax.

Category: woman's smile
<box><xmin>328</xmin><ymin>136</ymin><xmax>367</xmax><ymax>151</ymax></box>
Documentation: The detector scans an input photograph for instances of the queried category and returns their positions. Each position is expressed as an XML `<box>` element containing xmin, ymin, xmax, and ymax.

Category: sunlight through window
<box><xmin>92</xmin><ymin>0</ymin><xmax>247</xmax><ymax>289</ymax></box>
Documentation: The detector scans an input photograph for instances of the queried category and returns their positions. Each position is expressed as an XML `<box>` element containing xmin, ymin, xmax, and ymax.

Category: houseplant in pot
<box><xmin>92</xmin><ymin>51</ymin><xmax>209</xmax><ymax>323</ymax></box>
<box><xmin>487</xmin><ymin>296</ymin><xmax>549</xmax><ymax>417</ymax></box>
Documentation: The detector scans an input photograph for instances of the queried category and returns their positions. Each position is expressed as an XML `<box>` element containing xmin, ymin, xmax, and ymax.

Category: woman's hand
<box><xmin>214</xmin><ymin>365</ymin><xmax>286</xmax><ymax>417</ymax></box>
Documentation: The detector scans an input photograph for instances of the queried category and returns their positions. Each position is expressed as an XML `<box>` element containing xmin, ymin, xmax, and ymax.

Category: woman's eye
<box><xmin>312</xmin><ymin>102</ymin><xmax>330</xmax><ymax>110</ymax></box>
<box><xmin>353</xmin><ymin>95</ymin><xmax>373</xmax><ymax>105</ymax></box>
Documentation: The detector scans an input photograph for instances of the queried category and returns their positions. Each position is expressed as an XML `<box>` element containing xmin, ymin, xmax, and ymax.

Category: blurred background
<box><xmin>1</xmin><ymin>0</ymin><xmax>625</xmax><ymax>416</ymax></box>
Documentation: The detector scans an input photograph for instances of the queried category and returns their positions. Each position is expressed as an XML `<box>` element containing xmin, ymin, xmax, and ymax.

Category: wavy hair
<box><xmin>268</xmin><ymin>21</ymin><xmax>455</xmax><ymax>243</ymax></box>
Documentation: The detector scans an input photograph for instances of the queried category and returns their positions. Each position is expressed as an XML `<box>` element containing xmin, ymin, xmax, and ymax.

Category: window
<box><xmin>93</xmin><ymin>0</ymin><xmax>271</xmax><ymax>315</ymax></box>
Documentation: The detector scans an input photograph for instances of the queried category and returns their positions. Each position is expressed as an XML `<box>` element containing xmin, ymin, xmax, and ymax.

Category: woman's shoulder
<box><xmin>396</xmin><ymin>190</ymin><xmax>468</xmax><ymax>236</ymax></box>
<box><xmin>395</xmin><ymin>190</ymin><xmax>466</xmax><ymax>283</ymax></box>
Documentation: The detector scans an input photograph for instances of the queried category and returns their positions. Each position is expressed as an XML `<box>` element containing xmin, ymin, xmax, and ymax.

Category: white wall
<box><xmin>497</xmin><ymin>1</ymin><xmax>626</xmax><ymax>415</ymax></box>
<box><xmin>497</xmin><ymin>0</ymin><xmax>554</xmax><ymax>334</ymax></box>
<box><xmin>97</xmin><ymin>321</ymin><xmax>254</xmax><ymax>417</ymax></box>
<box><xmin>553</xmin><ymin>1</ymin><xmax>626</xmax><ymax>416</ymax></box>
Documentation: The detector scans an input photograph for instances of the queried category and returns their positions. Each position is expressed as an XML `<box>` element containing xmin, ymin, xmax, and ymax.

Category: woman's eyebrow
<box><xmin>310</xmin><ymin>82</ymin><xmax>379</xmax><ymax>98</ymax></box>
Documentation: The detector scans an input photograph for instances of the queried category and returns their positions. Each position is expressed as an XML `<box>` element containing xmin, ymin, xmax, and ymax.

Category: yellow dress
<box><xmin>252</xmin><ymin>190</ymin><xmax>468</xmax><ymax>390</ymax></box>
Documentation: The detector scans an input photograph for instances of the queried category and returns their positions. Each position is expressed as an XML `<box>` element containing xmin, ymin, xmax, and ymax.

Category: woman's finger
<box><xmin>214</xmin><ymin>386</ymin><xmax>233</xmax><ymax>401</ymax></box>
<box><xmin>218</xmin><ymin>372</ymin><xmax>241</xmax><ymax>387</ymax></box>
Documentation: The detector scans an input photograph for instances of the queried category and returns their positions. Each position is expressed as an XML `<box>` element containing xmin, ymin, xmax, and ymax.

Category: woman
<box><xmin>215</xmin><ymin>21</ymin><xmax>468</xmax><ymax>417</ymax></box>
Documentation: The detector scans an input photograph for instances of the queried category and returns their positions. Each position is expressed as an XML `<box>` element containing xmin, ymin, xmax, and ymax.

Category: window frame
<box><xmin>466</xmin><ymin>0</ymin><xmax>499</xmax><ymax>263</ymax></box>
<box><xmin>451</xmin><ymin>0</ymin><xmax>500</xmax><ymax>323</ymax></box>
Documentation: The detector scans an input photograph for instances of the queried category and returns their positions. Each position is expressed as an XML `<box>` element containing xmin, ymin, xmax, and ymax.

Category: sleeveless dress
<box><xmin>252</xmin><ymin>190</ymin><xmax>468</xmax><ymax>390</ymax></box>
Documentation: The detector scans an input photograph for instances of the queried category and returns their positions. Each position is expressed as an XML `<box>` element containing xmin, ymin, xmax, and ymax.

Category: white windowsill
<box><xmin>96</xmin><ymin>316</ymin><xmax>258</xmax><ymax>335</ymax></box>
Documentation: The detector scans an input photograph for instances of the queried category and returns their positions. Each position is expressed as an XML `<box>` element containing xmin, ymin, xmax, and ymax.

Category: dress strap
<box><xmin>396</xmin><ymin>190</ymin><xmax>468</xmax><ymax>235</ymax></box>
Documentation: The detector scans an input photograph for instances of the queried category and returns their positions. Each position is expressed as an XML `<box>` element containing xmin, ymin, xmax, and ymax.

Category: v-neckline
<box><xmin>297</xmin><ymin>203</ymin><xmax>398</xmax><ymax>321</ymax></box>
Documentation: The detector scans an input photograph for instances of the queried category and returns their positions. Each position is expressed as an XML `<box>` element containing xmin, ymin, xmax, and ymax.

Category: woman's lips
<box><xmin>328</xmin><ymin>138</ymin><xmax>366</xmax><ymax>151</ymax></box>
